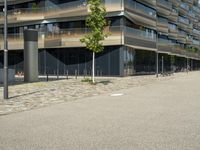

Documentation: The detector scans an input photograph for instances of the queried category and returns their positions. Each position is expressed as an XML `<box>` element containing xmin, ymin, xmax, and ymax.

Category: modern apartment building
<box><xmin>0</xmin><ymin>0</ymin><xmax>200</xmax><ymax>76</ymax></box>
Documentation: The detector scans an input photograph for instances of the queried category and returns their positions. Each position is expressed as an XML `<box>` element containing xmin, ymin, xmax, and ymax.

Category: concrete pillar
<box><xmin>23</xmin><ymin>29</ymin><xmax>38</xmax><ymax>82</ymax></box>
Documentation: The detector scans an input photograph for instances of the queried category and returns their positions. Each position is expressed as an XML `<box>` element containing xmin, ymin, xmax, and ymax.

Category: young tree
<box><xmin>80</xmin><ymin>0</ymin><xmax>109</xmax><ymax>83</ymax></box>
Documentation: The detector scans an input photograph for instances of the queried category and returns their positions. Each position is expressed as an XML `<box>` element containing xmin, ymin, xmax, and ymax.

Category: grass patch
<box><xmin>81</xmin><ymin>78</ymin><xmax>93</xmax><ymax>83</ymax></box>
<box><xmin>32</xmin><ymin>82</ymin><xmax>47</xmax><ymax>87</ymax></box>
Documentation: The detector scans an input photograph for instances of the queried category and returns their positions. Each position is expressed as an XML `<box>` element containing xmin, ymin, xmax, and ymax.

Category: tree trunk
<box><xmin>92</xmin><ymin>52</ymin><xmax>95</xmax><ymax>83</ymax></box>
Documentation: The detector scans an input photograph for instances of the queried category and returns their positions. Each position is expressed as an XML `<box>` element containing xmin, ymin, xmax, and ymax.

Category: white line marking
<box><xmin>110</xmin><ymin>93</ymin><xmax>124</xmax><ymax>97</ymax></box>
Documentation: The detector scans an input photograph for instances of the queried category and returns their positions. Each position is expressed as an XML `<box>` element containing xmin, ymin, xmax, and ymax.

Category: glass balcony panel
<box><xmin>158</xmin><ymin>17</ymin><xmax>168</xmax><ymax>23</ymax></box>
<box><xmin>178</xmin><ymin>16</ymin><xmax>189</xmax><ymax>24</ymax></box>
<box><xmin>125</xmin><ymin>0</ymin><xmax>156</xmax><ymax>18</ymax></box>
<box><xmin>180</xmin><ymin>3</ymin><xmax>189</xmax><ymax>11</ymax></box>
<box><xmin>157</xmin><ymin>0</ymin><xmax>172</xmax><ymax>9</ymax></box>
<box><xmin>124</xmin><ymin>27</ymin><xmax>156</xmax><ymax>41</ymax></box>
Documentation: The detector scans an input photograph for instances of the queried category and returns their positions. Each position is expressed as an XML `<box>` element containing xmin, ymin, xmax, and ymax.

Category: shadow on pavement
<box><xmin>0</xmin><ymin>77</ymin><xmax>72</xmax><ymax>87</ymax></box>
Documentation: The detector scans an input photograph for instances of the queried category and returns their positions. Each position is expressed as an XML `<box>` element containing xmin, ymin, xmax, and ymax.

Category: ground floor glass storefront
<box><xmin>0</xmin><ymin>46</ymin><xmax>200</xmax><ymax>77</ymax></box>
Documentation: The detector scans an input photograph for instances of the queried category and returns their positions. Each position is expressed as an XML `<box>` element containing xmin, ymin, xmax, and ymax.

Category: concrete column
<box><xmin>23</xmin><ymin>29</ymin><xmax>38</xmax><ymax>82</ymax></box>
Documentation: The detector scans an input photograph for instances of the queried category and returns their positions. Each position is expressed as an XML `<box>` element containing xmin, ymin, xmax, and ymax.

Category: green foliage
<box><xmin>185</xmin><ymin>46</ymin><xmax>199</xmax><ymax>53</ymax></box>
<box><xmin>81</xmin><ymin>78</ymin><xmax>93</xmax><ymax>83</ymax></box>
<box><xmin>80</xmin><ymin>0</ymin><xmax>109</xmax><ymax>53</ymax></box>
<box><xmin>32</xmin><ymin>3</ymin><xmax>37</xmax><ymax>9</ymax></box>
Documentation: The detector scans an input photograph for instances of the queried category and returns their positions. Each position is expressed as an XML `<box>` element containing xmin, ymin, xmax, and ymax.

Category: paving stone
<box><xmin>0</xmin><ymin>73</ymin><xmax>187</xmax><ymax>115</ymax></box>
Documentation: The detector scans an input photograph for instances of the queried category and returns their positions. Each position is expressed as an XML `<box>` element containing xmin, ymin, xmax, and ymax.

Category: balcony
<box><xmin>188</xmin><ymin>11</ymin><xmax>196</xmax><ymax>21</ymax></box>
<box><xmin>104</xmin><ymin>0</ymin><xmax>124</xmax><ymax>12</ymax></box>
<box><xmin>186</xmin><ymin>37</ymin><xmax>193</xmax><ymax>44</ymax></box>
<box><xmin>193</xmin><ymin>6</ymin><xmax>200</xmax><ymax>14</ymax></box>
<box><xmin>187</xmin><ymin>23</ymin><xmax>193</xmax><ymax>33</ymax></box>
<box><xmin>44</xmin><ymin>26</ymin><xmax>157</xmax><ymax>51</ymax></box>
<box><xmin>45</xmin><ymin>27</ymin><xmax>123</xmax><ymax>48</ymax></box>
<box><xmin>168</xmin><ymin>25</ymin><xmax>178</xmax><ymax>39</ymax></box>
<box><xmin>0</xmin><ymin>8</ymin><xmax>45</xmax><ymax>24</ymax></box>
<box><xmin>158</xmin><ymin>38</ymin><xmax>173</xmax><ymax>54</ymax></box>
<box><xmin>46</xmin><ymin>0</ymin><xmax>123</xmax><ymax>19</ymax></box>
<box><xmin>0</xmin><ymin>1</ymin><xmax>88</xmax><ymax>24</ymax></box>
<box><xmin>0</xmin><ymin>0</ymin><xmax>35</xmax><ymax>6</ymax></box>
<box><xmin>172</xmin><ymin>45</ymin><xmax>200</xmax><ymax>60</ymax></box>
<box><xmin>45</xmin><ymin>1</ymin><xmax>89</xmax><ymax>19</ymax></box>
<box><xmin>0</xmin><ymin>34</ymin><xmax>24</xmax><ymax>50</ymax></box>
<box><xmin>169</xmin><ymin>0</ymin><xmax>181</xmax><ymax>7</ymax></box>
<box><xmin>177</xmin><ymin>30</ymin><xmax>187</xmax><ymax>43</ymax></box>
<box><xmin>0</xmin><ymin>27</ymin><xmax>123</xmax><ymax>50</ymax></box>
<box><xmin>168</xmin><ymin>8</ymin><xmax>178</xmax><ymax>22</ymax></box>
<box><xmin>156</xmin><ymin>39</ymin><xmax>198</xmax><ymax>59</ymax></box>
<box><xmin>157</xmin><ymin>17</ymin><xmax>168</xmax><ymax>33</ymax></box>
<box><xmin>193</xmin><ymin>18</ymin><xmax>199</xmax><ymax>28</ymax></box>
<box><xmin>137</xmin><ymin>0</ymin><xmax>156</xmax><ymax>7</ymax></box>
<box><xmin>193</xmin><ymin>29</ymin><xmax>200</xmax><ymax>38</ymax></box>
<box><xmin>183</xmin><ymin>0</ymin><xmax>194</xmax><ymax>7</ymax></box>
<box><xmin>157</xmin><ymin>0</ymin><xmax>172</xmax><ymax>16</ymax></box>
<box><xmin>171</xmin><ymin>44</ymin><xmax>200</xmax><ymax>60</ymax></box>
<box><xmin>124</xmin><ymin>27</ymin><xmax>156</xmax><ymax>50</ymax></box>
<box><xmin>0</xmin><ymin>26</ymin><xmax>158</xmax><ymax>52</ymax></box>
<box><xmin>192</xmin><ymin>39</ymin><xmax>200</xmax><ymax>47</ymax></box>
<box><xmin>0</xmin><ymin>0</ymin><xmax>123</xmax><ymax>25</ymax></box>
<box><xmin>124</xmin><ymin>0</ymin><xmax>156</xmax><ymax>27</ymax></box>
<box><xmin>179</xmin><ymin>3</ymin><xmax>189</xmax><ymax>15</ymax></box>
<box><xmin>0</xmin><ymin>32</ymin><xmax>45</xmax><ymax>50</ymax></box>
<box><xmin>178</xmin><ymin>16</ymin><xmax>189</xmax><ymax>29</ymax></box>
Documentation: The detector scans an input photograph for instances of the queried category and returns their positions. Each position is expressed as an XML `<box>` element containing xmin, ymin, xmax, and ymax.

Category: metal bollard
<box><xmin>84</xmin><ymin>69</ymin><xmax>86</xmax><ymax>79</ymax></box>
<box><xmin>161</xmin><ymin>56</ymin><xmax>164</xmax><ymax>76</ymax></box>
<box><xmin>97</xmin><ymin>70</ymin><xmax>99</xmax><ymax>77</ymax></box>
<box><xmin>46</xmin><ymin>73</ymin><xmax>49</xmax><ymax>82</ymax></box>
<box><xmin>75</xmin><ymin>70</ymin><xmax>77</xmax><ymax>79</ymax></box>
<box><xmin>100</xmin><ymin>70</ymin><xmax>103</xmax><ymax>77</ymax></box>
<box><xmin>57</xmin><ymin>69</ymin><xmax>59</xmax><ymax>79</ymax></box>
<box><xmin>66</xmin><ymin>70</ymin><xmax>69</xmax><ymax>79</ymax></box>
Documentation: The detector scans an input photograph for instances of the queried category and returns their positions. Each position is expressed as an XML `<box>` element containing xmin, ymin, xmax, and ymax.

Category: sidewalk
<box><xmin>1</xmin><ymin>71</ymin><xmax>200</xmax><ymax>150</ymax></box>
<box><xmin>0</xmin><ymin>72</ymin><xmax>191</xmax><ymax>115</ymax></box>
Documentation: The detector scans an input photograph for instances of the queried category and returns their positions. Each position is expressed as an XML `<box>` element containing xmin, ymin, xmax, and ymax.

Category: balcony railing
<box><xmin>158</xmin><ymin>17</ymin><xmax>168</xmax><ymax>24</ymax></box>
<box><xmin>0</xmin><ymin>32</ymin><xmax>45</xmax><ymax>41</ymax></box>
<box><xmin>0</xmin><ymin>26</ymin><xmax>199</xmax><ymax>59</ymax></box>
<box><xmin>188</xmin><ymin>10</ymin><xmax>195</xmax><ymax>18</ymax></box>
<box><xmin>45</xmin><ymin>0</ymin><xmax>87</xmax><ymax>11</ymax></box>
<box><xmin>0</xmin><ymin>0</ymin><xmax>123</xmax><ymax>23</ymax></box>
<box><xmin>0</xmin><ymin>26</ymin><xmax>158</xmax><ymax>50</ymax></box>
<box><xmin>193</xmin><ymin>29</ymin><xmax>200</xmax><ymax>35</ymax></box>
<box><xmin>180</xmin><ymin>3</ymin><xmax>189</xmax><ymax>11</ymax></box>
<box><xmin>125</xmin><ymin>0</ymin><xmax>156</xmax><ymax>18</ymax></box>
<box><xmin>158</xmin><ymin>38</ymin><xmax>171</xmax><ymax>45</ymax></box>
<box><xmin>193</xmin><ymin>6</ymin><xmax>200</xmax><ymax>13</ymax></box>
<box><xmin>124</xmin><ymin>27</ymin><xmax>156</xmax><ymax>41</ymax></box>
<box><xmin>44</xmin><ymin>26</ymin><xmax>121</xmax><ymax>37</ymax></box>
<box><xmin>157</xmin><ymin>0</ymin><xmax>172</xmax><ymax>9</ymax></box>
<box><xmin>0</xmin><ymin>8</ymin><xmax>44</xmax><ymax>17</ymax></box>
<box><xmin>169</xmin><ymin>24</ymin><xmax>177</xmax><ymax>30</ymax></box>
<box><xmin>178</xmin><ymin>16</ymin><xmax>189</xmax><ymax>25</ymax></box>
<box><xmin>193</xmin><ymin>40</ymin><xmax>200</xmax><ymax>45</ymax></box>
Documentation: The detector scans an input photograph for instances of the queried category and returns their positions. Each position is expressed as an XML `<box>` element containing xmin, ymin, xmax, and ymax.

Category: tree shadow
<box><xmin>96</xmin><ymin>80</ymin><xmax>112</xmax><ymax>85</ymax></box>
<box><xmin>0</xmin><ymin>77</ymin><xmax>72</xmax><ymax>87</ymax></box>
<box><xmin>9</xmin><ymin>91</ymin><xmax>41</xmax><ymax>99</ymax></box>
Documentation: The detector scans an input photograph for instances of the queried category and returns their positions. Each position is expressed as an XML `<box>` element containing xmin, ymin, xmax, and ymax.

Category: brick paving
<box><xmin>0</xmin><ymin>73</ymin><xmax>187</xmax><ymax>115</ymax></box>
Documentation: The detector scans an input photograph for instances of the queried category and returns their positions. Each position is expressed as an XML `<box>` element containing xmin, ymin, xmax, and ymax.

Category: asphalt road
<box><xmin>1</xmin><ymin>72</ymin><xmax>200</xmax><ymax>150</ymax></box>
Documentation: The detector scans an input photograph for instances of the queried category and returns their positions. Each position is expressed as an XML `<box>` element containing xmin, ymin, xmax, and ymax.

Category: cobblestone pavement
<box><xmin>0</xmin><ymin>72</ymin><xmax>189</xmax><ymax>115</ymax></box>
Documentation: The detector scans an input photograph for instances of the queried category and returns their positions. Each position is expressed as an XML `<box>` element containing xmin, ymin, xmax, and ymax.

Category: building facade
<box><xmin>0</xmin><ymin>0</ymin><xmax>200</xmax><ymax>76</ymax></box>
